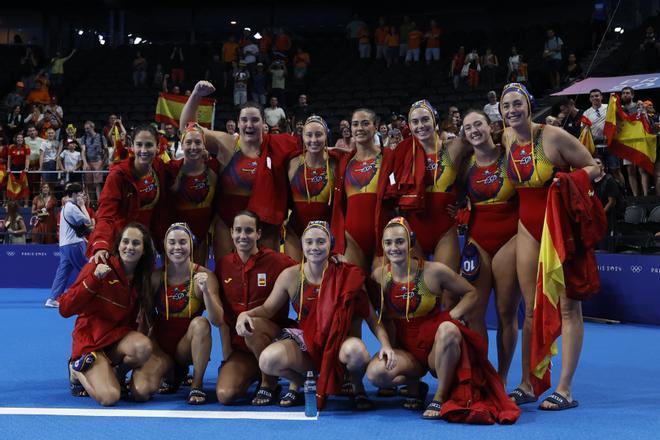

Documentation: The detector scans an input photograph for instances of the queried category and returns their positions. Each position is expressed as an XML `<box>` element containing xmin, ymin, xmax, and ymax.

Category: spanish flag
<box><xmin>578</xmin><ymin>116</ymin><xmax>595</xmax><ymax>155</ymax></box>
<box><xmin>6</xmin><ymin>171</ymin><xmax>30</xmax><ymax>200</ymax></box>
<box><xmin>604</xmin><ymin>94</ymin><xmax>657</xmax><ymax>174</ymax></box>
<box><xmin>0</xmin><ymin>165</ymin><xmax>6</xmax><ymax>188</ymax></box>
<box><xmin>155</xmin><ymin>93</ymin><xmax>216</xmax><ymax>129</ymax></box>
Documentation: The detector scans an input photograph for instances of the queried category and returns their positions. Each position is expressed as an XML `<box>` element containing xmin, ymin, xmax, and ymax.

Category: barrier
<box><xmin>1</xmin><ymin>244</ymin><xmax>659</xmax><ymax>325</ymax></box>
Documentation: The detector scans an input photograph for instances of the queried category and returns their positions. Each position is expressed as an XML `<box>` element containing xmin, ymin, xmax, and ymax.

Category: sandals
<box><xmin>279</xmin><ymin>389</ymin><xmax>305</xmax><ymax>407</ymax></box>
<box><xmin>251</xmin><ymin>384</ymin><xmax>282</xmax><ymax>406</ymax></box>
<box><xmin>340</xmin><ymin>380</ymin><xmax>355</xmax><ymax>396</ymax></box>
<box><xmin>68</xmin><ymin>360</ymin><xmax>89</xmax><ymax>398</ymax></box>
<box><xmin>187</xmin><ymin>388</ymin><xmax>207</xmax><ymax>405</ymax></box>
<box><xmin>422</xmin><ymin>400</ymin><xmax>443</xmax><ymax>420</ymax></box>
<box><xmin>351</xmin><ymin>392</ymin><xmax>374</xmax><ymax>411</ymax></box>
<box><xmin>538</xmin><ymin>392</ymin><xmax>579</xmax><ymax>411</ymax></box>
<box><xmin>403</xmin><ymin>381</ymin><xmax>429</xmax><ymax>411</ymax></box>
<box><xmin>158</xmin><ymin>366</ymin><xmax>188</xmax><ymax>395</ymax></box>
<box><xmin>376</xmin><ymin>387</ymin><xmax>397</xmax><ymax>397</ymax></box>
<box><xmin>508</xmin><ymin>387</ymin><xmax>538</xmax><ymax>405</ymax></box>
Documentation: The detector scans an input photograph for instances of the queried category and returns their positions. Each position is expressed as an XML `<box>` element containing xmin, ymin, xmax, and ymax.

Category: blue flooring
<box><xmin>1</xmin><ymin>288</ymin><xmax>659</xmax><ymax>439</ymax></box>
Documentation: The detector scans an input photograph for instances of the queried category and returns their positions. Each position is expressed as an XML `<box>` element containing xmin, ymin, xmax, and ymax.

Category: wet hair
<box><xmin>233</xmin><ymin>209</ymin><xmax>262</xmax><ymax>231</ymax></box>
<box><xmin>112</xmin><ymin>222</ymin><xmax>156</xmax><ymax>323</ymax></box>
<box><xmin>351</xmin><ymin>108</ymin><xmax>379</xmax><ymax>125</ymax></box>
<box><xmin>131</xmin><ymin>124</ymin><xmax>159</xmax><ymax>144</ymax></box>
<box><xmin>462</xmin><ymin>108</ymin><xmax>492</xmax><ymax>125</ymax></box>
<box><xmin>238</xmin><ymin>101</ymin><xmax>265</xmax><ymax>120</ymax></box>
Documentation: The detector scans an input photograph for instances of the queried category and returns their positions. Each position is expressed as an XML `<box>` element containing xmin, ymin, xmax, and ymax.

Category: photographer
<box><xmin>45</xmin><ymin>183</ymin><xmax>94</xmax><ymax>308</ymax></box>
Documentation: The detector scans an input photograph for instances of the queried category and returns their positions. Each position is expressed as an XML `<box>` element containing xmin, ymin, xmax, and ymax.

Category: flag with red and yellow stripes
<box><xmin>604</xmin><ymin>94</ymin><xmax>656</xmax><ymax>174</ymax></box>
<box><xmin>578</xmin><ymin>116</ymin><xmax>595</xmax><ymax>155</ymax></box>
<box><xmin>6</xmin><ymin>171</ymin><xmax>30</xmax><ymax>200</ymax></box>
<box><xmin>0</xmin><ymin>166</ymin><xmax>6</xmax><ymax>188</ymax></box>
<box><xmin>155</xmin><ymin>93</ymin><xmax>216</xmax><ymax>129</ymax></box>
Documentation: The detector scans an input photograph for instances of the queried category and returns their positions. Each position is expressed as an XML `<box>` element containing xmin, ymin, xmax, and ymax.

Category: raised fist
<box><xmin>193</xmin><ymin>81</ymin><xmax>216</xmax><ymax>97</ymax></box>
<box><xmin>94</xmin><ymin>263</ymin><xmax>111</xmax><ymax>280</ymax></box>
<box><xmin>194</xmin><ymin>272</ymin><xmax>208</xmax><ymax>292</ymax></box>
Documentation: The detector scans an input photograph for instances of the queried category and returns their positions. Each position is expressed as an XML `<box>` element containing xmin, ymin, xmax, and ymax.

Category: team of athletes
<box><xmin>59</xmin><ymin>79</ymin><xmax>598</xmax><ymax>420</ymax></box>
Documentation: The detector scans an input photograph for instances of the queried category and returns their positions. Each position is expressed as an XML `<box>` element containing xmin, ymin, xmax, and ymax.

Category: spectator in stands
<box><xmin>425</xmin><ymin>19</ymin><xmax>442</xmax><ymax>64</ymax></box>
<box><xmin>170</xmin><ymin>46</ymin><xmax>185</xmax><ymax>86</ymax></box>
<box><xmin>374</xmin><ymin>17</ymin><xmax>388</xmax><ymax>61</ymax></box>
<box><xmin>7</xmin><ymin>134</ymin><xmax>30</xmax><ymax>199</ymax></box>
<box><xmin>103</xmin><ymin>115</ymin><xmax>119</xmax><ymax>145</ymax></box>
<box><xmin>293</xmin><ymin>47</ymin><xmax>311</xmax><ymax>80</ymax></box>
<box><xmin>621</xmin><ymin>86</ymin><xmax>651</xmax><ymax>196</ymax></box>
<box><xmin>222</xmin><ymin>36</ymin><xmax>240</xmax><ymax>90</ymax></box>
<box><xmin>559</xmin><ymin>98</ymin><xmax>582</xmax><ymax>138</ymax></box>
<box><xmin>377</xmin><ymin>123</ymin><xmax>389</xmax><ymax>146</ymax></box>
<box><xmin>399</xmin><ymin>16</ymin><xmax>414</xmax><ymax>59</ymax></box>
<box><xmin>44</xmin><ymin>183</ymin><xmax>91</xmax><ymax>308</ymax></box>
<box><xmin>25</xmin><ymin>125</ymin><xmax>45</xmax><ymax>195</ymax></box>
<box><xmin>205</xmin><ymin>54</ymin><xmax>224</xmax><ymax>91</ymax></box>
<box><xmin>450</xmin><ymin>46</ymin><xmax>466</xmax><ymax>90</ymax></box>
<box><xmin>346</xmin><ymin>14</ymin><xmax>366</xmax><ymax>41</ymax></box>
<box><xmin>543</xmin><ymin>29</ymin><xmax>563</xmax><ymax>89</ymax></box>
<box><xmin>515</xmin><ymin>55</ymin><xmax>529</xmax><ymax>84</ymax></box>
<box><xmin>49</xmin><ymin>49</ymin><xmax>76</xmax><ymax>92</ymax></box>
<box><xmin>233</xmin><ymin>61</ymin><xmax>250</xmax><ymax>107</ymax></box>
<box><xmin>38</xmin><ymin>108</ymin><xmax>62</xmax><ymax>140</ymax></box>
<box><xmin>405</xmin><ymin>23</ymin><xmax>423</xmax><ymax>65</ymax></box>
<box><xmin>264</xmin><ymin>97</ymin><xmax>287</xmax><ymax>130</ymax></box>
<box><xmin>31</xmin><ymin>182</ymin><xmax>57</xmax><ymax>244</ymax></box>
<box><xmin>545</xmin><ymin>115</ymin><xmax>561</xmax><ymax>126</ymax></box>
<box><xmin>333</xmin><ymin>125</ymin><xmax>353</xmax><ymax>152</ymax></box>
<box><xmin>483</xmin><ymin>91</ymin><xmax>502</xmax><ymax>123</ymax></box>
<box><xmin>592</xmin><ymin>156</ymin><xmax>620</xmax><ymax>251</ymax></box>
<box><xmin>358</xmin><ymin>24</ymin><xmax>371</xmax><ymax>59</ymax></box>
<box><xmin>640</xmin><ymin>26</ymin><xmax>659</xmax><ymax>72</ymax></box>
<box><xmin>80</xmin><ymin>121</ymin><xmax>107</xmax><ymax>203</ymax></box>
<box><xmin>291</xmin><ymin>94</ymin><xmax>311</xmax><ymax>128</ymax></box>
<box><xmin>39</xmin><ymin>128</ymin><xmax>59</xmax><ymax>185</ymax></box>
<box><xmin>465</xmin><ymin>48</ymin><xmax>481</xmax><ymax>89</ymax></box>
<box><xmin>507</xmin><ymin>46</ymin><xmax>520</xmax><ymax>82</ymax></box>
<box><xmin>562</xmin><ymin>53</ymin><xmax>584</xmax><ymax>85</ymax></box>
<box><xmin>481</xmin><ymin>48</ymin><xmax>499</xmax><ymax>89</ymax></box>
<box><xmin>273</xmin><ymin>28</ymin><xmax>292</xmax><ymax>60</ymax></box>
<box><xmin>153</xmin><ymin>64</ymin><xmax>164</xmax><ymax>89</ymax></box>
<box><xmin>26</xmin><ymin>70</ymin><xmax>51</xmax><ymax>106</ymax></box>
<box><xmin>385</xmin><ymin>26</ymin><xmax>400</xmax><ymax>68</ymax></box>
<box><xmin>45</xmin><ymin>96</ymin><xmax>64</xmax><ymax>121</ymax></box>
<box><xmin>132</xmin><ymin>51</ymin><xmax>148</xmax><ymax>87</ymax></box>
<box><xmin>24</xmin><ymin>104</ymin><xmax>43</xmax><ymax>127</ymax></box>
<box><xmin>258</xmin><ymin>28</ymin><xmax>273</xmax><ymax>65</ymax></box>
<box><xmin>225</xmin><ymin>120</ymin><xmax>239</xmax><ymax>139</ymax></box>
<box><xmin>163</xmin><ymin>123</ymin><xmax>181</xmax><ymax>159</ymax></box>
<box><xmin>583</xmin><ymin>89</ymin><xmax>624</xmax><ymax>186</ymax></box>
<box><xmin>5</xmin><ymin>105</ymin><xmax>24</xmax><ymax>140</ymax></box>
<box><xmin>3</xmin><ymin>200</ymin><xmax>27</xmax><ymax>244</ymax></box>
<box><xmin>387</xmin><ymin>128</ymin><xmax>403</xmax><ymax>148</ymax></box>
<box><xmin>3</xmin><ymin>82</ymin><xmax>25</xmax><ymax>112</ymax></box>
<box><xmin>58</xmin><ymin>139</ymin><xmax>82</xmax><ymax>183</ymax></box>
<box><xmin>268</xmin><ymin>59</ymin><xmax>287</xmax><ymax>105</ymax></box>
<box><xmin>243</xmin><ymin>38</ymin><xmax>260</xmax><ymax>76</ymax></box>
<box><xmin>251</xmin><ymin>63</ymin><xmax>268</xmax><ymax>105</ymax></box>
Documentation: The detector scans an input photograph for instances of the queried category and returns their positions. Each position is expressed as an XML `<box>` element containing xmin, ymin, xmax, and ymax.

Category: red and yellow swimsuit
<box><xmin>406</xmin><ymin>147</ymin><xmax>458</xmax><ymax>255</ymax></box>
<box><xmin>289</xmin><ymin>157</ymin><xmax>334</xmax><ymax>236</ymax></box>
<box><xmin>153</xmin><ymin>265</ymin><xmax>205</xmax><ymax>358</ymax></box>
<box><xmin>465</xmin><ymin>152</ymin><xmax>519</xmax><ymax>257</ymax></box>
<box><xmin>344</xmin><ymin>153</ymin><xmax>381</xmax><ymax>256</ymax></box>
<box><xmin>291</xmin><ymin>276</ymin><xmax>320</xmax><ymax>320</ymax></box>
<box><xmin>383</xmin><ymin>260</ymin><xmax>442</xmax><ymax>368</ymax></box>
<box><xmin>217</xmin><ymin>146</ymin><xmax>259</xmax><ymax>226</ymax></box>
<box><xmin>506</xmin><ymin>125</ymin><xmax>560</xmax><ymax>241</ymax></box>
<box><xmin>135</xmin><ymin>169</ymin><xmax>160</xmax><ymax>228</ymax></box>
<box><xmin>170</xmin><ymin>159</ymin><xmax>219</xmax><ymax>243</ymax></box>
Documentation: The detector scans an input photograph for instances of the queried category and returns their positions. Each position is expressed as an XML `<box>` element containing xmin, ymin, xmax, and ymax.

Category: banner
<box><xmin>155</xmin><ymin>93</ymin><xmax>215</xmax><ymax>129</ymax></box>
<box><xmin>6</xmin><ymin>171</ymin><xmax>29</xmax><ymax>200</ymax></box>
<box><xmin>551</xmin><ymin>72</ymin><xmax>660</xmax><ymax>96</ymax></box>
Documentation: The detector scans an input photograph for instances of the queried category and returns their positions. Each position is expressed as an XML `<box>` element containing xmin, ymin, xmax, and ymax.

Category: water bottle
<box><xmin>304</xmin><ymin>370</ymin><xmax>317</xmax><ymax>417</ymax></box>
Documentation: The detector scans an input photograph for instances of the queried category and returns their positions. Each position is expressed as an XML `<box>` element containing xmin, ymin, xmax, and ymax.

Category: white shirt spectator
<box><xmin>60</xmin><ymin>150</ymin><xmax>82</xmax><ymax>170</ymax></box>
<box><xmin>483</xmin><ymin>102</ymin><xmax>502</xmax><ymax>122</ymax></box>
<box><xmin>243</xmin><ymin>43</ymin><xmax>259</xmax><ymax>64</ymax></box>
<box><xmin>582</xmin><ymin>104</ymin><xmax>608</xmax><ymax>146</ymax></box>
<box><xmin>59</xmin><ymin>201</ymin><xmax>90</xmax><ymax>246</ymax></box>
<box><xmin>40</xmin><ymin>139</ymin><xmax>59</xmax><ymax>162</ymax></box>
<box><xmin>264</xmin><ymin>106</ymin><xmax>287</xmax><ymax>127</ymax></box>
<box><xmin>25</xmin><ymin>135</ymin><xmax>46</xmax><ymax>162</ymax></box>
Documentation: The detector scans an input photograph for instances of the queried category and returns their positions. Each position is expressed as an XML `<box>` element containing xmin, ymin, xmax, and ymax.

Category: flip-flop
<box><xmin>508</xmin><ymin>387</ymin><xmax>538</xmax><ymax>405</ymax></box>
<box><xmin>351</xmin><ymin>392</ymin><xmax>374</xmax><ymax>411</ymax></box>
<box><xmin>421</xmin><ymin>400</ymin><xmax>443</xmax><ymax>420</ymax></box>
<box><xmin>403</xmin><ymin>382</ymin><xmax>429</xmax><ymax>411</ymax></box>
<box><xmin>187</xmin><ymin>388</ymin><xmax>207</xmax><ymax>405</ymax></box>
<box><xmin>279</xmin><ymin>389</ymin><xmax>305</xmax><ymax>407</ymax></box>
<box><xmin>252</xmin><ymin>384</ymin><xmax>282</xmax><ymax>406</ymax></box>
<box><xmin>538</xmin><ymin>392</ymin><xmax>579</xmax><ymax>411</ymax></box>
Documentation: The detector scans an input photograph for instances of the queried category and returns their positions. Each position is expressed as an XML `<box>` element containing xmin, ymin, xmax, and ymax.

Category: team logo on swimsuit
<box><xmin>507</xmin><ymin>143</ymin><xmax>535</xmax><ymax>183</ymax></box>
<box><xmin>140</xmin><ymin>177</ymin><xmax>156</xmax><ymax>194</ymax></box>
<box><xmin>346</xmin><ymin>158</ymin><xmax>377</xmax><ymax>189</ymax></box>
<box><xmin>241</xmin><ymin>161</ymin><xmax>258</xmax><ymax>175</ymax></box>
<box><xmin>424</xmin><ymin>156</ymin><xmax>444</xmax><ymax>185</ymax></box>
<box><xmin>292</xmin><ymin>166</ymin><xmax>327</xmax><ymax>197</ymax></box>
<box><xmin>469</xmin><ymin>165</ymin><xmax>503</xmax><ymax>201</ymax></box>
<box><xmin>181</xmin><ymin>174</ymin><xmax>210</xmax><ymax>204</ymax></box>
<box><xmin>167</xmin><ymin>285</ymin><xmax>190</xmax><ymax>313</ymax></box>
<box><xmin>388</xmin><ymin>283</ymin><xmax>422</xmax><ymax>315</ymax></box>
<box><xmin>257</xmin><ymin>273</ymin><xmax>267</xmax><ymax>287</ymax></box>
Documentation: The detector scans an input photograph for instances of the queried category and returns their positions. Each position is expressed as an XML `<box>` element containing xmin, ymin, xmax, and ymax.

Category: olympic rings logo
<box><xmin>6</xmin><ymin>251</ymin><xmax>15</xmax><ymax>257</ymax></box>
<box><xmin>630</xmin><ymin>265</ymin><xmax>643</xmax><ymax>274</ymax></box>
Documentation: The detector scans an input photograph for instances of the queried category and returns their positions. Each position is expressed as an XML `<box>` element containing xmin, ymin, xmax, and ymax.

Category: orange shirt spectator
<box><xmin>358</xmin><ymin>26</ymin><xmax>370</xmax><ymax>44</ymax></box>
<box><xmin>386</xmin><ymin>33</ymin><xmax>400</xmax><ymax>48</ymax></box>
<box><xmin>375</xmin><ymin>25</ymin><xmax>388</xmax><ymax>46</ymax></box>
<box><xmin>222</xmin><ymin>41</ymin><xmax>239</xmax><ymax>63</ymax></box>
<box><xmin>275</xmin><ymin>32</ymin><xmax>292</xmax><ymax>52</ymax></box>
<box><xmin>426</xmin><ymin>26</ymin><xmax>441</xmax><ymax>48</ymax></box>
<box><xmin>294</xmin><ymin>50</ymin><xmax>311</xmax><ymax>69</ymax></box>
<box><xmin>407</xmin><ymin>29</ymin><xmax>423</xmax><ymax>50</ymax></box>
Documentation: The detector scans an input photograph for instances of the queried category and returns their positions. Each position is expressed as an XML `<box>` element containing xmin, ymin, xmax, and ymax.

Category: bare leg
<box><xmin>338</xmin><ymin>337</ymin><xmax>371</xmax><ymax>394</ymax></box>
<box><xmin>366</xmin><ymin>348</ymin><xmax>426</xmax><ymax>388</ymax></box>
<box><xmin>131</xmin><ymin>345</ymin><xmax>173</xmax><ymax>402</ymax></box>
<box><xmin>432</xmin><ymin>226</ymin><xmax>460</xmax><ymax>311</ymax></box>
<box><xmin>259</xmin><ymin>339</ymin><xmax>314</xmax><ymax>390</ymax></box>
<box><xmin>215</xmin><ymin>351</ymin><xmax>260</xmax><ymax>404</ymax></box>
<box><xmin>492</xmin><ymin>237</ymin><xmax>520</xmax><ymax>385</ymax></box>
<box><xmin>71</xmin><ymin>352</ymin><xmax>122</xmax><ymax>406</ymax></box>
<box><xmin>283</xmin><ymin>225</ymin><xmax>302</xmax><ymax>262</ymax></box>
<box><xmin>424</xmin><ymin>321</ymin><xmax>462</xmax><ymax>418</ymax></box>
<box><xmin>174</xmin><ymin>317</ymin><xmax>212</xmax><ymax>394</ymax></box>
<box><xmin>243</xmin><ymin>317</ymin><xmax>282</xmax><ymax>396</ymax></box>
<box><xmin>627</xmin><ymin>164</ymin><xmax>639</xmax><ymax>196</ymax></box>
<box><xmin>213</xmin><ymin>216</ymin><xmax>234</xmax><ymax>259</ymax></box>
<box><xmin>259</xmin><ymin>223</ymin><xmax>282</xmax><ymax>252</ymax></box>
<box><xmin>344</xmin><ymin>232</ymin><xmax>369</xmax><ymax>273</ymax></box>
<box><xmin>640</xmin><ymin>168</ymin><xmax>650</xmax><ymax>196</ymax></box>
<box><xmin>463</xmin><ymin>241</ymin><xmax>492</xmax><ymax>341</ymax></box>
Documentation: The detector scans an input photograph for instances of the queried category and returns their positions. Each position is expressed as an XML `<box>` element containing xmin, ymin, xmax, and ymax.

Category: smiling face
<box><xmin>500</xmin><ymin>91</ymin><xmax>530</xmax><ymax>129</ymax></box>
<box><xmin>118</xmin><ymin>227</ymin><xmax>145</xmax><ymax>265</ymax></box>
<box><xmin>301</xmin><ymin>227</ymin><xmax>331</xmax><ymax>264</ymax></box>
<box><xmin>409</xmin><ymin>107</ymin><xmax>435</xmax><ymax>143</ymax></box>
<box><xmin>303</xmin><ymin>121</ymin><xmax>327</xmax><ymax>154</ymax></box>
<box><xmin>351</xmin><ymin>110</ymin><xmax>377</xmax><ymax>146</ymax></box>
<box><xmin>165</xmin><ymin>229</ymin><xmax>192</xmax><ymax>265</ymax></box>
<box><xmin>382</xmin><ymin>225</ymin><xmax>410</xmax><ymax>265</ymax></box>
<box><xmin>132</xmin><ymin>130</ymin><xmax>158</xmax><ymax>169</ymax></box>
<box><xmin>463</xmin><ymin>112</ymin><xmax>493</xmax><ymax>147</ymax></box>
<box><xmin>589</xmin><ymin>91</ymin><xmax>602</xmax><ymax>108</ymax></box>
<box><xmin>231</xmin><ymin>214</ymin><xmax>261</xmax><ymax>253</ymax></box>
<box><xmin>238</xmin><ymin>107</ymin><xmax>264</xmax><ymax>145</ymax></box>
<box><xmin>181</xmin><ymin>130</ymin><xmax>205</xmax><ymax>161</ymax></box>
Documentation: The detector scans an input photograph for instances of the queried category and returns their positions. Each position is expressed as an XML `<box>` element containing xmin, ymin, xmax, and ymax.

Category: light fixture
<box><xmin>244</xmin><ymin>27</ymin><xmax>251</xmax><ymax>32</ymax></box>
<box><xmin>230</xmin><ymin>21</ymin><xmax>237</xmax><ymax>25</ymax></box>
<box><xmin>254</xmin><ymin>32</ymin><xmax>262</xmax><ymax>40</ymax></box>
<box><xmin>77</xmin><ymin>30</ymin><xmax>84</xmax><ymax>36</ymax></box>
<box><xmin>128</xmin><ymin>33</ymin><xmax>133</xmax><ymax>37</ymax></box>
<box><xmin>614</xmin><ymin>27</ymin><xmax>621</xmax><ymax>33</ymax></box>
<box><xmin>134</xmin><ymin>37</ymin><xmax>142</xmax><ymax>44</ymax></box>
